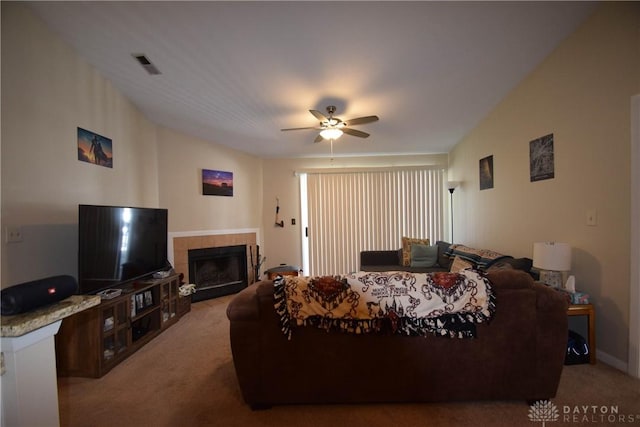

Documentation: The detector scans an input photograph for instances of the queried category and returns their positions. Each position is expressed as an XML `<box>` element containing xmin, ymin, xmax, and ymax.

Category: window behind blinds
<box><xmin>304</xmin><ymin>167</ymin><xmax>447</xmax><ymax>276</ymax></box>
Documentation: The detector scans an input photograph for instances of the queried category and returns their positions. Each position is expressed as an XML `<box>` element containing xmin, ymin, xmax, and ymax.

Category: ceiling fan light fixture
<box><xmin>281</xmin><ymin>105</ymin><xmax>378</xmax><ymax>144</ymax></box>
<box><xmin>320</xmin><ymin>128</ymin><xmax>343</xmax><ymax>140</ymax></box>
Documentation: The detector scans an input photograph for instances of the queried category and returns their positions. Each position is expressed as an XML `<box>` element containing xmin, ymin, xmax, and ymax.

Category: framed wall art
<box><xmin>479</xmin><ymin>155</ymin><xmax>494</xmax><ymax>190</ymax></box>
<box><xmin>202</xmin><ymin>169</ymin><xmax>233</xmax><ymax>196</ymax></box>
<box><xmin>530</xmin><ymin>133</ymin><xmax>554</xmax><ymax>182</ymax></box>
<box><xmin>77</xmin><ymin>127</ymin><xmax>113</xmax><ymax>168</ymax></box>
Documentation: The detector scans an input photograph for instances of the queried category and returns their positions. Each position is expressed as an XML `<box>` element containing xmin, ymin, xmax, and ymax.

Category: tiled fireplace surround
<box><xmin>171</xmin><ymin>232</ymin><xmax>258</xmax><ymax>287</ymax></box>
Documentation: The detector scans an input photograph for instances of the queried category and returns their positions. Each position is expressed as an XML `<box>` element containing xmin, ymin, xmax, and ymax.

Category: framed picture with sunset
<box><xmin>202</xmin><ymin>169</ymin><xmax>233</xmax><ymax>196</ymax></box>
<box><xmin>77</xmin><ymin>127</ymin><xmax>113</xmax><ymax>168</ymax></box>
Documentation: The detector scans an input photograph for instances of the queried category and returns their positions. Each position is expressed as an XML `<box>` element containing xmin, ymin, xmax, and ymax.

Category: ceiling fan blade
<box><xmin>313</xmin><ymin>134</ymin><xmax>324</xmax><ymax>143</ymax></box>
<box><xmin>344</xmin><ymin>115</ymin><xmax>379</xmax><ymax>126</ymax></box>
<box><xmin>309</xmin><ymin>110</ymin><xmax>328</xmax><ymax>121</ymax></box>
<box><xmin>281</xmin><ymin>126</ymin><xmax>320</xmax><ymax>131</ymax></box>
<box><xmin>343</xmin><ymin>128</ymin><xmax>370</xmax><ymax>138</ymax></box>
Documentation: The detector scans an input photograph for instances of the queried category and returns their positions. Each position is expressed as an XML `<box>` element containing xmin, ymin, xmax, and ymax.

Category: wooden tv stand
<box><xmin>55</xmin><ymin>274</ymin><xmax>189</xmax><ymax>378</ymax></box>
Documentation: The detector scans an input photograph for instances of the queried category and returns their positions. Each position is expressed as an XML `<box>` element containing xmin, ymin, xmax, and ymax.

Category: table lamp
<box><xmin>533</xmin><ymin>242</ymin><xmax>571</xmax><ymax>288</ymax></box>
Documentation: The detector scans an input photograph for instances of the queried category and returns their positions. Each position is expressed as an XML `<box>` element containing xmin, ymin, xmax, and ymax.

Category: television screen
<box><xmin>78</xmin><ymin>205</ymin><xmax>168</xmax><ymax>294</ymax></box>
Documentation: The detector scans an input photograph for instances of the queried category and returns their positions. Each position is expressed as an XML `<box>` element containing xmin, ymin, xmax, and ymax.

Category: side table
<box><xmin>567</xmin><ymin>304</ymin><xmax>596</xmax><ymax>364</ymax></box>
<box><xmin>265</xmin><ymin>265</ymin><xmax>300</xmax><ymax>281</ymax></box>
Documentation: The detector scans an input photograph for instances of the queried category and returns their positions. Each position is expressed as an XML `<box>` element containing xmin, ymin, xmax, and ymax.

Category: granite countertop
<box><xmin>1</xmin><ymin>295</ymin><xmax>101</xmax><ymax>337</ymax></box>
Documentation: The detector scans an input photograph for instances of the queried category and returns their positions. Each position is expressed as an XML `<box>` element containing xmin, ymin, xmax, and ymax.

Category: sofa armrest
<box><xmin>486</xmin><ymin>269</ymin><xmax>535</xmax><ymax>289</ymax></box>
<box><xmin>227</xmin><ymin>280</ymin><xmax>277</xmax><ymax>406</ymax></box>
<box><xmin>226</xmin><ymin>281</ymin><xmax>274</xmax><ymax>321</ymax></box>
<box><xmin>533</xmin><ymin>282</ymin><xmax>569</xmax><ymax>312</ymax></box>
<box><xmin>532</xmin><ymin>281</ymin><xmax>569</xmax><ymax>399</ymax></box>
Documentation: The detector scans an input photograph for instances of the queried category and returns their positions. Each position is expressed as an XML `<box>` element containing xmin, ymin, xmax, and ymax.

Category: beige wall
<box><xmin>449</xmin><ymin>3</ymin><xmax>640</xmax><ymax>365</ymax></box>
<box><xmin>0</xmin><ymin>3</ymin><xmax>264</xmax><ymax>287</ymax></box>
<box><xmin>1</xmin><ymin>3</ymin><xmax>160</xmax><ymax>286</ymax></box>
<box><xmin>156</xmin><ymin>127</ymin><xmax>263</xmax><ymax>232</ymax></box>
<box><xmin>260</xmin><ymin>154</ymin><xmax>448</xmax><ymax>273</ymax></box>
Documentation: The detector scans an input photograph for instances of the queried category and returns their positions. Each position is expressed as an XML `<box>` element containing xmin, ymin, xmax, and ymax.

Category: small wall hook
<box><xmin>275</xmin><ymin>197</ymin><xmax>284</xmax><ymax>227</ymax></box>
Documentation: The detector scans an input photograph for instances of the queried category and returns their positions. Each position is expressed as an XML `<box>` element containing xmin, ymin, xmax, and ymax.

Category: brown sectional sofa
<box><xmin>226</xmin><ymin>269</ymin><xmax>568</xmax><ymax>408</ymax></box>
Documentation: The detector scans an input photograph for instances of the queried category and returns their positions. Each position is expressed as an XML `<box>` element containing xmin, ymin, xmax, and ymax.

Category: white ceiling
<box><xmin>27</xmin><ymin>1</ymin><xmax>596</xmax><ymax>159</ymax></box>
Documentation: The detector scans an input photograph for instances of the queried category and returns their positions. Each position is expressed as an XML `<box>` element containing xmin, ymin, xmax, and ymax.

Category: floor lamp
<box><xmin>447</xmin><ymin>181</ymin><xmax>459</xmax><ymax>242</ymax></box>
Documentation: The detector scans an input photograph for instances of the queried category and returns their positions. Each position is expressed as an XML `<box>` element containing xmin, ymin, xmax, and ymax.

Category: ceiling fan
<box><xmin>281</xmin><ymin>105</ymin><xmax>379</xmax><ymax>143</ymax></box>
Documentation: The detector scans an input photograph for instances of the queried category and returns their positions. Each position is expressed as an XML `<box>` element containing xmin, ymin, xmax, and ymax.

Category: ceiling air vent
<box><xmin>132</xmin><ymin>54</ymin><xmax>161</xmax><ymax>75</ymax></box>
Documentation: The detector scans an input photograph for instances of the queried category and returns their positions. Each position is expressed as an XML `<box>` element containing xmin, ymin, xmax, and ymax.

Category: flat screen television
<box><xmin>78</xmin><ymin>204</ymin><xmax>169</xmax><ymax>294</ymax></box>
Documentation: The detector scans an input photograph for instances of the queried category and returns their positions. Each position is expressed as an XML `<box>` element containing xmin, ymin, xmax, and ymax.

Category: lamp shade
<box><xmin>532</xmin><ymin>242</ymin><xmax>571</xmax><ymax>271</ymax></box>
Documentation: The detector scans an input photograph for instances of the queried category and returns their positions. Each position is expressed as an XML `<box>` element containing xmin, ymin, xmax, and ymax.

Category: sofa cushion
<box><xmin>360</xmin><ymin>250</ymin><xmax>401</xmax><ymax>267</ymax></box>
<box><xmin>404</xmin><ymin>266</ymin><xmax>448</xmax><ymax>273</ymax></box>
<box><xmin>410</xmin><ymin>243</ymin><xmax>438</xmax><ymax>267</ymax></box>
<box><xmin>361</xmin><ymin>265</ymin><xmax>405</xmax><ymax>272</ymax></box>
<box><xmin>401</xmin><ymin>237</ymin><xmax>430</xmax><ymax>266</ymax></box>
<box><xmin>435</xmin><ymin>240</ymin><xmax>452</xmax><ymax>268</ymax></box>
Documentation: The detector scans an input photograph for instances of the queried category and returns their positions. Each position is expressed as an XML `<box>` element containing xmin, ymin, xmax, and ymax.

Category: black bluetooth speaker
<box><xmin>1</xmin><ymin>275</ymin><xmax>78</xmax><ymax>316</ymax></box>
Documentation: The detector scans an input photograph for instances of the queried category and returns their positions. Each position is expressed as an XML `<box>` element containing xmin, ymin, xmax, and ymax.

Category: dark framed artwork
<box><xmin>77</xmin><ymin>127</ymin><xmax>113</xmax><ymax>168</ymax></box>
<box><xmin>479</xmin><ymin>155</ymin><xmax>494</xmax><ymax>190</ymax></box>
<box><xmin>530</xmin><ymin>133</ymin><xmax>554</xmax><ymax>182</ymax></box>
<box><xmin>202</xmin><ymin>169</ymin><xmax>233</xmax><ymax>196</ymax></box>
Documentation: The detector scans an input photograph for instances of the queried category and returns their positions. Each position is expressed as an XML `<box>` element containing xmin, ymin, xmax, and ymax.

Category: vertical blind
<box><xmin>305</xmin><ymin>167</ymin><xmax>447</xmax><ymax>276</ymax></box>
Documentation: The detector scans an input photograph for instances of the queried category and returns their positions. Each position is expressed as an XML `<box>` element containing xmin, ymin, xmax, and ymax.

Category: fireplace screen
<box><xmin>188</xmin><ymin>245</ymin><xmax>247</xmax><ymax>301</ymax></box>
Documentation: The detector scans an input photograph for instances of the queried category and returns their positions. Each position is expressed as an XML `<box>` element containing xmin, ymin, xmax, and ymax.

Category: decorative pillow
<box><xmin>445</xmin><ymin>244</ymin><xmax>483</xmax><ymax>265</ymax></box>
<box><xmin>476</xmin><ymin>249</ymin><xmax>509</xmax><ymax>271</ymax></box>
<box><xmin>401</xmin><ymin>236</ymin><xmax>430</xmax><ymax>266</ymax></box>
<box><xmin>435</xmin><ymin>241</ymin><xmax>453</xmax><ymax>268</ymax></box>
<box><xmin>445</xmin><ymin>244</ymin><xmax>508</xmax><ymax>271</ymax></box>
<box><xmin>450</xmin><ymin>256</ymin><xmax>474</xmax><ymax>273</ymax></box>
<box><xmin>410</xmin><ymin>244</ymin><xmax>438</xmax><ymax>268</ymax></box>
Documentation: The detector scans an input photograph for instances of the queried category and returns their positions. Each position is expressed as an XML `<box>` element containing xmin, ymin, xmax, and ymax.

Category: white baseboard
<box><xmin>596</xmin><ymin>349</ymin><xmax>629</xmax><ymax>374</ymax></box>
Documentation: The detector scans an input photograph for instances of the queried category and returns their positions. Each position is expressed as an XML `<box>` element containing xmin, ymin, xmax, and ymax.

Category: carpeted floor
<box><xmin>57</xmin><ymin>294</ymin><xmax>640</xmax><ymax>427</ymax></box>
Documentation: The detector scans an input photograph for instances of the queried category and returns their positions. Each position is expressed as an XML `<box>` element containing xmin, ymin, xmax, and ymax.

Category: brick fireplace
<box><xmin>188</xmin><ymin>245</ymin><xmax>247</xmax><ymax>301</ymax></box>
<box><xmin>171</xmin><ymin>232</ymin><xmax>257</xmax><ymax>301</ymax></box>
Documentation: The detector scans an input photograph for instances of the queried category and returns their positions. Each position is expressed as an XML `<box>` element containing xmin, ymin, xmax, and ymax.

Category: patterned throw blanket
<box><xmin>274</xmin><ymin>270</ymin><xmax>495</xmax><ymax>339</ymax></box>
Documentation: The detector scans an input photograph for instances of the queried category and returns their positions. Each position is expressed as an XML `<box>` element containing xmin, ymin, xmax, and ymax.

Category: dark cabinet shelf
<box><xmin>55</xmin><ymin>274</ymin><xmax>185</xmax><ymax>378</ymax></box>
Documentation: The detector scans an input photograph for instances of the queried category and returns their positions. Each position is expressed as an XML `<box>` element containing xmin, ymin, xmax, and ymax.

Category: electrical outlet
<box><xmin>291</xmin><ymin>218</ymin><xmax>296</xmax><ymax>225</ymax></box>
<box><xmin>5</xmin><ymin>226</ymin><xmax>23</xmax><ymax>243</ymax></box>
<box><xmin>586</xmin><ymin>209</ymin><xmax>597</xmax><ymax>226</ymax></box>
